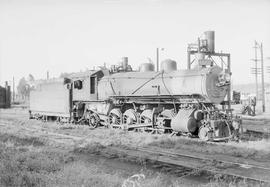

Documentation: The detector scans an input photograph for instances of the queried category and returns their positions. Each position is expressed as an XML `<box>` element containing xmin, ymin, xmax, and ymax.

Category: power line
<box><xmin>259</xmin><ymin>42</ymin><xmax>265</xmax><ymax>112</ymax></box>
<box><xmin>251</xmin><ymin>41</ymin><xmax>266</xmax><ymax>112</ymax></box>
<box><xmin>251</xmin><ymin>41</ymin><xmax>259</xmax><ymax>99</ymax></box>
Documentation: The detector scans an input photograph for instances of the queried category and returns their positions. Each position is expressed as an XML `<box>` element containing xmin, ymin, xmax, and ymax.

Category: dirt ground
<box><xmin>0</xmin><ymin>108</ymin><xmax>270</xmax><ymax>186</ymax></box>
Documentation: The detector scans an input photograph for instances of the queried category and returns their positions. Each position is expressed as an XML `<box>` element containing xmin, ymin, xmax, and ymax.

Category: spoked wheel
<box><xmin>140</xmin><ymin>109</ymin><xmax>153</xmax><ymax>132</ymax></box>
<box><xmin>154</xmin><ymin>109</ymin><xmax>175</xmax><ymax>134</ymax></box>
<box><xmin>56</xmin><ymin>117</ymin><xmax>64</xmax><ymax>125</ymax></box>
<box><xmin>88</xmin><ymin>113</ymin><xmax>100</xmax><ymax>129</ymax></box>
<box><xmin>108</xmin><ymin>108</ymin><xmax>122</xmax><ymax>128</ymax></box>
<box><xmin>57</xmin><ymin>117</ymin><xmax>70</xmax><ymax>124</ymax></box>
<box><xmin>41</xmin><ymin>115</ymin><xmax>47</xmax><ymax>122</ymax></box>
<box><xmin>140</xmin><ymin>109</ymin><xmax>153</xmax><ymax>124</ymax></box>
<box><xmin>123</xmin><ymin>109</ymin><xmax>139</xmax><ymax>129</ymax></box>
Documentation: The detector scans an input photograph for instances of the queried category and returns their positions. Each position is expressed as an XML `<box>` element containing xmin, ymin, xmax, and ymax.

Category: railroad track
<box><xmin>242</xmin><ymin>116</ymin><xmax>270</xmax><ymax>122</ymax></box>
<box><xmin>243</xmin><ymin>129</ymin><xmax>270</xmax><ymax>139</ymax></box>
<box><xmin>1</xmin><ymin>112</ymin><xmax>270</xmax><ymax>183</ymax></box>
<box><xmin>3</xmin><ymin>120</ymin><xmax>270</xmax><ymax>184</ymax></box>
<box><xmin>107</xmin><ymin>146</ymin><xmax>270</xmax><ymax>183</ymax></box>
<box><xmin>240</xmin><ymin>118</ymin><xmax>270</xmax><ymax>140</ymax></box>
<box><xmin>139</xmin><ymin>147</ymin><xmax>270</xmax><ymax>182</ymax></box>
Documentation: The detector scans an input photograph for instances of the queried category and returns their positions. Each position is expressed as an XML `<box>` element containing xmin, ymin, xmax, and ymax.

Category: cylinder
<box><xmin>161</xmin><ymin>59</ymin><xmax>177</xmax><ymax>72</ymax></box>
<box><xmin>171</xmin><ymin>109</ymin><xmax>198</xmax><ymax>133</ymax></box>
<box><xmin>139</xmin><ymin>63</ymin><xmax>155</xmax><ymax>72</ymax></box>
<box><xmin>204</xmin><ymin>31</ymin><xmax>215</xmax><ymax>53</ymax></box>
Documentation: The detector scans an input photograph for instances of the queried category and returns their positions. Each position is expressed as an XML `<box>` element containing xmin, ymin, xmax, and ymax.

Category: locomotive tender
<box><xmin>29</xmin><ymin>31</ymin><xmax>241</xmax><ymax>141</ymax></box>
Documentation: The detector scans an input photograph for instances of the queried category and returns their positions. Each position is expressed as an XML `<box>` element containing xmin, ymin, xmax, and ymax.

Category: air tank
<box><xmin>204</xmin><ymin>31</ymin><xmax>215</xmax><ymax>53</ymax></box>
<box><xmin>139</xmin><ymin>63</ymin><xmax>155</xmax><ymax>72</ymax></box>
<box><xmin>161</xmin><ymin>59</ymin><xmax>177</xmax><ymax>72</ymax></box>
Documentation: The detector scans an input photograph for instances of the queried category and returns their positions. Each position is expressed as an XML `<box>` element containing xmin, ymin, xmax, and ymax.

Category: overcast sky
<box><xmin>0</xmin><ymin>0</ymin><xmax>270</xmax><ymax>86</ymax></box>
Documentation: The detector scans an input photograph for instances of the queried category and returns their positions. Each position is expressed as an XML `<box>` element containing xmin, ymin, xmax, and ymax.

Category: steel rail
<box><xmin>244</xmin><ymin>129</ymin><xmax>270</xmax><ymax>138</ymax></box>
<box><xmin>136</xmin><ymin>146</ymin><xmax>270</xmax><ymax>170</ymax></box>
<box><xmin>107</xmin><ymin>146</ymin><xmax>270</xmax><ymax>183</ymax></box>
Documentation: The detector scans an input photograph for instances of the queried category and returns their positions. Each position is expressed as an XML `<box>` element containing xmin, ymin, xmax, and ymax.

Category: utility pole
<box><xmin>252</xmin><ymin>41</ymin><xmax>259</xmax><ymax>99</ymax></box>
<box><xmin>227</xmin><ymin>54</ymin><xmax>231</xmax><ymax>110</ymax></box>
<box><xmin>156</xmin><ymin>48</ymin><xmax>159</xmax><ymax>72</ymax></box>
<box><xmin>259</xmin><ymin>42</ymin><xmax>265</xmax><ymax>112</ymax></box>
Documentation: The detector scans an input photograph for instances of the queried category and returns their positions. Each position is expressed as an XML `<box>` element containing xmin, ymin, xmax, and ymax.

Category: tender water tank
<box><xmin>161</xmin><ymin>59</ymin><xmax>177</xmax><ymax>72</ymax></box>
<box><xmin>139</xmin><ymin>63</ymin><xmax>155</xmax><ymax>72</ymax></box>
<box><xmin>204</xmin><ymin>31</ymin><xmax>215</xmax><ymax>53</ymax></box>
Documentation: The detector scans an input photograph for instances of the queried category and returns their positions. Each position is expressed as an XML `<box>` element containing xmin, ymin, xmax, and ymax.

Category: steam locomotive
<box><xmin>29</xmin><ymin>32</ymin><xmax>241</xmax><ymax>141</ymax></box>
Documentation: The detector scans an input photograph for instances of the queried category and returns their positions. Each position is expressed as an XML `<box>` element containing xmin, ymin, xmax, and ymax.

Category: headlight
<box><xmin>217</xmin><ymin>72</ymin><xmax>230</xmax><ymax>87</ymax></box>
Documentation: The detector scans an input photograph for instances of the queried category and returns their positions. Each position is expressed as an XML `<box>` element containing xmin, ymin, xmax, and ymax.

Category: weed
<box><xmin>48</xmin><ymin>161</ymin><xmax>124</xmax><ymax>187</ymax></box>
<box><xmin>0</xmin><ymin>136</ymin><xmax>72</xmax><ymax>187</ymax></box>
<box><xmin>0</xmin><ymin>133</ymin><xmax>45</xmax><ymax>147</ymax></box>
<box><xmin>73</xmin><ymin>142</ymin><xmax>106</xmax><ymax>155</ymax></box>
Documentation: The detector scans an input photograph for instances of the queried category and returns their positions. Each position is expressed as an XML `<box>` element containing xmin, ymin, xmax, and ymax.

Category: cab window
<box><xmin>74</xmin><ymin>80</ymin><xmax>83</xmax><ymax>89</ymax></box>
<box><xmin>90</xmin><ymin>76</ymin><xmax>95</xmax><ymax>94</ymax></box>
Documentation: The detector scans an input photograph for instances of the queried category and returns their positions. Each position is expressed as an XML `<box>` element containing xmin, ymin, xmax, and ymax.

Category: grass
<box><xmin>0</xmin><ymin>133</ymin><xmax>191</xmax><ymax>187</ymax></box>
<box><xmin>0</xmin><ymin>138</ymin><xmax>75</xmax><ymax>186</ymax></box>
<box><xmin>48</xmin><ymin>161</ymin><xmax>124</xmax><ymax>187</ymax></box>
<box><xmin>147</xmin><ymin>135</ymin><xmax>270</xmax><ymax>162</ymax></box>
<box><xmin>4</xmin><ymin>110</ymin><xmax>270</xmax><ymax>162</ymax></box>
<box><xmin>0</xmin><ymin>138</ymin><xmax>187</xmax><ymax>187</ymax></box>
<box><xmin>73</xmin><ymin>141</ymin><xmax>265</xmax><ymax>187</ymax></box>
<box><xmin>0</xmin><ymin>131</ymin><xmax>264</xmax><ymax>187</ymax></box>
<box><xmin>1</xmin><ymin>111</ymin><xmax>268</xmax><ymax>187</ymax></box>
<box><xmin>59</xmin><ymin>125</ymin><xmax>270</xmax><ymax>162</ymax></box>
<box><xmin>0</xmin><ymin>133</ymin><xmax>45</xmax><ymax>147</ymax></box>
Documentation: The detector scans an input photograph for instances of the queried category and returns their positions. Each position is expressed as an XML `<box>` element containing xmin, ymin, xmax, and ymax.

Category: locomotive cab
<box><xmin>69</xmin><ymin>70</ymin><xmax>107</xmax><ymax>123</ymax></box>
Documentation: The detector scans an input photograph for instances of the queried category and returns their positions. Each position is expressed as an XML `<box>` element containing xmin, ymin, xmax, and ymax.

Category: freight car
<box><xmin>0</xmin><ymin>82</ymin><xmax>11</xmax><ymax>108</ymax></box>
<box><xmin>29</xmin><ymin>32</ymin><xmax>241</xmax><ymax>141</ymax></box>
